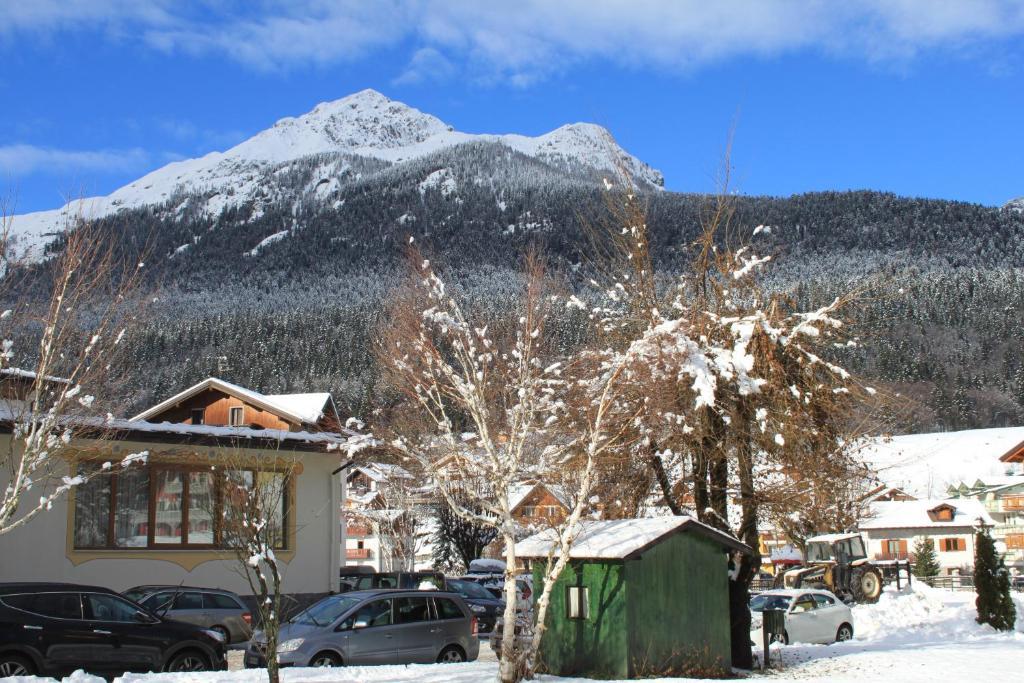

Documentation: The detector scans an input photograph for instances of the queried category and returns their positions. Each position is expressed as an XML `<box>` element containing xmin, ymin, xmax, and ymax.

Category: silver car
<box><xmin>123</xmin><ymin>586</ymin><xmax>252</xmax><ymax>644</ymax></box>
<box><xmin>245</xmin><ymin>589</ymin><xmax>480</xmax><ymax>668</ymax></box>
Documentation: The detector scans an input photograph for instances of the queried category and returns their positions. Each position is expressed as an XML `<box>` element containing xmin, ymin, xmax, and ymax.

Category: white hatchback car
<box><xmin>750</xmin><ymin>589</ymin><xmax>854</xmax><ymax>645</ymax></box>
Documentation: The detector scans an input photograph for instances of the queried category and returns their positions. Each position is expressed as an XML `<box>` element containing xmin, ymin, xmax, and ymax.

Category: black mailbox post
<box><xmin>761</xmin><ymin>608</ymin><xmax>786</xmax><ymax>668</ymax></box>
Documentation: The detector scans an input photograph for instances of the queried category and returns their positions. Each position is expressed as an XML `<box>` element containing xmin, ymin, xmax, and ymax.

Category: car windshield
<box><xmin>449</xmin><ymin>579</ymin><xmax>494</xmax><ymax>600</ymax></box>
<box><xmin>750</xmin><ymin>594</ymin><xmax>792</xmax><ymax>612</ymax></box>
<box><xmin>290</xmin><ymin>595</ymin><xmax>362</xmax><ymax>627</ymax></box>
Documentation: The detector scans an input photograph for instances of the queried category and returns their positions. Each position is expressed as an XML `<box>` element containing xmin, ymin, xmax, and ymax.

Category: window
<box><xmin>229</xmin><ymin>407</ymin><xmax>245</xmax><ymax>426</ymax></box>
<box><xmin>85</xmin><ymin>593</ymin><xmax>146</xmax><ymax>623</ymax></box>
<box><xmin>188</xmin><ymin>472</ymin><xmax>215</xmax><ymax>544</ymax></box>
<box><xmin>154</xmin><ymin>470</ymin><xmax>185</xmax><ymax>543</ymax></box>
<box><xmin>142</xmin><ymin>592</ymin><xmax>174</xmax><ymax>613</ymax></box>
<box><xmin>350</xmin><ymin>599</ymin><xmax>393</xmax><ymax>628</ymax></box>
<box><xmin>190</xmin><ymin>409</ymin><xmax>205</xmax><ymax>425</ymax></box>
<box><xmin>1006</xmin><ymin>534</ymin><xmax>1024</xmax><ymax>550</ymax></box>
<box><xmin>812</xmin><ymin>594</ymin><xmax>835</xmax><ymax>608</ymax></box>
<box><xmin>566</xmin><ymin>586</ymin><xmax>589</xmax><ymax>620</ymax></box>
<box><xmin>792</xmin><ymin>596</ymin><xmax>816</xmax><ymax>613</ymax></box>
<box><xmin>172</xmin><ymin>592</ymin><xmax>204</xmax><ymax>610</ymax></box>
<box><xmin>434</xmin><ymin>597</ymin><xmax>464</xmax><ymax>620</ymax></box>
<box><xmin>395</xmin><ymin>596</ymin><xmax>432</xmax><ymax>624</ymax></box>
<box><xmin>114</xmin><ymin>466</ymin><xmax>150</xmax><ymax>547</ymax></box>
<box><xmin>295</xmin><ymin>596</ymin><xmax>362</xmax><ymax>627</ymax></box>
<box><xmin>205</xmin><ymin>593</ymin><xmax>242</xmax><ymax>610</ymax></box>
<box><xmin>1</xmin><ymin>593</ymin><xmax>82</xmax><ymax>620</ymax></box>
<box><xmin>73</xmin><ymin>466</ymin><xmax>110</xmax><ymax>548</ymax></box>
<box><xmin>72</xmin><ymin>463</ymin><xmax>289</xmax><ymax>551</ymax></box>
<box><xmin>940</xmin><ymin>537</ymin><xmax>966</xmax><ymax>552</ymax></box>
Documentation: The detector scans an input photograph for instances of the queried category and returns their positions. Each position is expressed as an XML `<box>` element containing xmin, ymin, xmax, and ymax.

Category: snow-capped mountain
<box><xmin>10</xmin><ymin>89</ymin><xmax>662</xmax><ymax>258</ymax></box>
<box><xmin>1005</xmin><ymin>197</ymin><xmax>1024</xmax><ymax>213</ymax></box>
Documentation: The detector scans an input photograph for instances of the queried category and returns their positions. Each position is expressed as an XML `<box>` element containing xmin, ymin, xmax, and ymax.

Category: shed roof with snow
<box><xmin>516</xmin><ymin>516</ymin><xmax>749</xmax><ymax>560</ymax></box>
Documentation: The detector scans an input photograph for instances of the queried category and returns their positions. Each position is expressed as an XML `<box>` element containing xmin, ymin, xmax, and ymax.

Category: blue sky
<box><xmin>2</xmin><ymin>1</ymin><xmax>1023</xmax><ymax>213</ymax></box>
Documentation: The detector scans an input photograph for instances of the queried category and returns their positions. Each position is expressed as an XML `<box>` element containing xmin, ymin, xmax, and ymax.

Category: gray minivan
<box><xmin>245</xmin><ymin>589</ymin><xmax>479</xmax><ymax>668</ymax></box>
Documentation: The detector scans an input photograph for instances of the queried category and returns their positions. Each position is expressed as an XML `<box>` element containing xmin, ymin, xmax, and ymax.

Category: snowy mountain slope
<box><xmin>857</xmin><ymin>426</ymin><xmax>1024</xmax><ymax>498</ymax></box>
<box><xmin>10</xmin><ymin>89</ymin><xmax>662</xmax><ymax>258</ymax></box>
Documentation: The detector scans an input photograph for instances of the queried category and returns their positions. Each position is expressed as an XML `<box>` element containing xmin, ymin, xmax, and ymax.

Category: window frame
<box><xmin>190</xmin><ymin>409</ymin><xmax>205</xmax><ymax>425</ymax></box>
<box><xmin>72</xmin><ymin>461</ymin><xmax>291</xmax><ymax>552</ymax></box>
<box><xmin>566</xmin><ymin>585</ymin><xmax>589</xmax><ymax>620</ymax></box>
<box><xmin>229</xmin><ymin>406</ymin><xmax>245</xmax><ymax>426</ymax></box>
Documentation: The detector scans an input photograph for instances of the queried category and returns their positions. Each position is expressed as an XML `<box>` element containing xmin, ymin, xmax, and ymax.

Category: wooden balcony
<box><xmin>346</xmin><ymin>525</ymin><xmax>370</xmax><ymax>537</ymax></box>
<box><xmin>874</xmin><ymin>551</ymin><xmax>910</xmax><ymax>561</ymax></box>
<box><xmin>346</xmin><ymin>548</ymin><xmax>373</xmax><ymax>560</ymax></box>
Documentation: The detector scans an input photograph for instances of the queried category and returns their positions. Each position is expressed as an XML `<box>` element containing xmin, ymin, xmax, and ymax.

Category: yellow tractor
<box><xmin>775</xmin><ymin>533</ymin><xmax>883</xmax><ymax>604</ymax></box>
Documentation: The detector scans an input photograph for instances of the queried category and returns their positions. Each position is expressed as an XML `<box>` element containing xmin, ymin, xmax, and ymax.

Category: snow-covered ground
<box><xmin>10</xmin><ymin>585</ymin><xmax>1022</xmax><ymax>683</ymax></box>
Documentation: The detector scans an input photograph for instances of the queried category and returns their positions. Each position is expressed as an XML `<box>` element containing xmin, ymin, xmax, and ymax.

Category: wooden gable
<box><xmin>143</xmin><ymin>387</ymin><xmax>296</xmax><ymax>431</ymax></box>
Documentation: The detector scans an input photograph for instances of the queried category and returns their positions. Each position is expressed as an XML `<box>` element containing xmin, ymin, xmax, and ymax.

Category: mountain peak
<box><xmin>11</xmin><ymin>90</ymin><xmax>661</xmax><ymax>258</ymax></box>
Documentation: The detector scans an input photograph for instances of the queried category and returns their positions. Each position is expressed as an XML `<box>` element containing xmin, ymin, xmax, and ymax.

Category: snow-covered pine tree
<box><xmin>912</xmin><ymin>537</ymin><xmax>940</xmax><ymax>579</ymax></box>
<box><xmin>973</xmin><ymin>523</ymin><xmax>1017</xmax><ymax>631</ymax></box>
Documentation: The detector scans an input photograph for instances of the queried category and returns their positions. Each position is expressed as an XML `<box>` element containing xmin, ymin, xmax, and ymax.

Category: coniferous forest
<box><xmin>17</xmin><ymin>141</ymin><xmax>1024</xmax><ymax>432</ymax></box>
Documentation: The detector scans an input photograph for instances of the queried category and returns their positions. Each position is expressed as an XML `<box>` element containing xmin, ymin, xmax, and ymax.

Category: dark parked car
<box><xmin>0</xmin><ymin>583</ymin><xmax>228</xmax><ymax>677</ymax></box>
<box><xmin>347</xmin><ymin>571</ymin><xmax>445</xmax><ymax>591</ymax></box>
<box><xmin>244</xmin><ymin>589</ymin><xmax>479</xmax><ymax>668</ymax></box>
<box><xmin>121</xmin><ymin>586</ymin><xmax>252</xmax><ymax>644</ymax></box>
<box><xmin>445</xmin><ymin>578</ymin><xmax>505</xmax><ymax>635</ymax></box>
<box><xmin>339</xmin><ymin>566</ymin><xmax>376</xmax><ymax>593</ymax></box>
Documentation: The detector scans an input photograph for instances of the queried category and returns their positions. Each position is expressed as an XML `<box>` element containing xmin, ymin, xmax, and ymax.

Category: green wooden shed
<box><xmin>516</xmin><ymin>517</ymin><xmax>750</xmax><ymax>679</ymax></box>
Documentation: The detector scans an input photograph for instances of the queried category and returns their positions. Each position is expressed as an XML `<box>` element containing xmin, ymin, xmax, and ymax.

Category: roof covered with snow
<box><xmin>264</xmin><ymin>392</ymin><xmax>334</xmax><ymax>424</ymax></box>
<box><xmin>516</xmin><ymin>516</ymin><xmax>749</xmax><ymax>560</ymax></box>
<box><xmin>856</xmin><ymin>427</ymin><xmax>1024</xmax><ymax>498</ymax></box>
<box><xmin>806</xmin><ymin>533</ymin><xmax>864</xmax><ymax>544</ymax></box>
<box><xmin>132</xmin><ymin>377</ymin><xmax>334</xmax><ymax>426</ymax></box>
<box><xmin>859</xmin><ymin>499</ymin><xmax>995</xmax><ymax>531</ymax></box>
<box><xmin>0</xmin><ymin>367</ymin><xmax>71</xmax><ymax>384</ymax></box>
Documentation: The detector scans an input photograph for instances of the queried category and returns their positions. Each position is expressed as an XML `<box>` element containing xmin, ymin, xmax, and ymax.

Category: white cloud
<box><xmin>0</xmin><ymin>144</ymin><xmax>148</xmax><ymax>176</ymax></box>
<box><xmin>393</xmin><ymin>47</ymin><xmax>457</xmax><ymax>85</ymax></box>
<box><xmin>3</xmin><ymin>1</ymin><xmax>1024</xmax><ymax>79</ymax></box>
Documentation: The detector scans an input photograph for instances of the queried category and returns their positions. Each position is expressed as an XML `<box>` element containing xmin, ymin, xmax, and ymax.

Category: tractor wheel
<box><xmin>851</xmin><ymin>566</ymin><xmax>883</xmax><ymax>603</ymax></box>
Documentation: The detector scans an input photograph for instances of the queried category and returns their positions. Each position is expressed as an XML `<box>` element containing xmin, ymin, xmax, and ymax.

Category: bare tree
<box><xmin>584</xmin><ymin>170</ymin><xmax>883</xmax><ymax>667</ymax></box>
<box><xmin>378</xmin><ymin>251</ymin><xmax>627</xmax><ymax>682</ymax></box>
<box><xmin>217</xmin><ymin>456</ymin><xmax>293</xmax><ymax>683</ymax></box>
<box><xmin>0</xmin><ymin>203</ymin><xmax>146</xmax><ymax>536</ymax></box>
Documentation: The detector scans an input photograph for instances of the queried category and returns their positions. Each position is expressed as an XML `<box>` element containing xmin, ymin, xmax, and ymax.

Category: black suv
<box><xmin>0</xmin><ymin>583</ymin><xmax>228</xmax><ymax>677</ymax></box>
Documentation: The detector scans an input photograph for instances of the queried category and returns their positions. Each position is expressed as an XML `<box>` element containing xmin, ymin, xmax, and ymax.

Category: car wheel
<box><xmin>437</xmin><ymin>645</ymin><xmax>466</xmax><ymax>663</ymax></box>
<box><xmin>309</xmin><ymin>651</ymin><xmax>342</xmax><ymax>667</ymax></box>
<box><xmin>166</xmin><ymin>650</ymin><xmax>210</xmax><ymax>672</ymax></box>
<box><xmin>211</xmin><ymin>625</ymin><xmax>230</xmax><ymax>643</ymax></box>
<box><xmin>0</xmin><ymin>655</ymin><xmax>34</xmax><ymax>677</ymax></box>
<box><xmin>836</xmin><ymin>623</ymin><xmax>854</xmax><ymax>642</ymax></box>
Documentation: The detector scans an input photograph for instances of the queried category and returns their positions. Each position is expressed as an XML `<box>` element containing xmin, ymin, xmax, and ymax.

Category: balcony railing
<box><xmin>346</xmin><ymin>548</ymin><xmax>373</xmax><ymax>560</ymax></box>
<box><xmin>874</xmin><ymin>551</ymin><xmax>910</xmax><ymax>561</ymax></box>
<box><xmin>346</xmin><ymin>525</ymin><xmax>370</xmax><ymax>537</ymax></box>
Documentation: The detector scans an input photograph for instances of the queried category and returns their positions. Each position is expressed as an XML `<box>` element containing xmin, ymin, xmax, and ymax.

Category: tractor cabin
<box><xmin>516</xmin><ymin>517</ymin><xmax>750</xmax><ymax>679</ymax></box>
